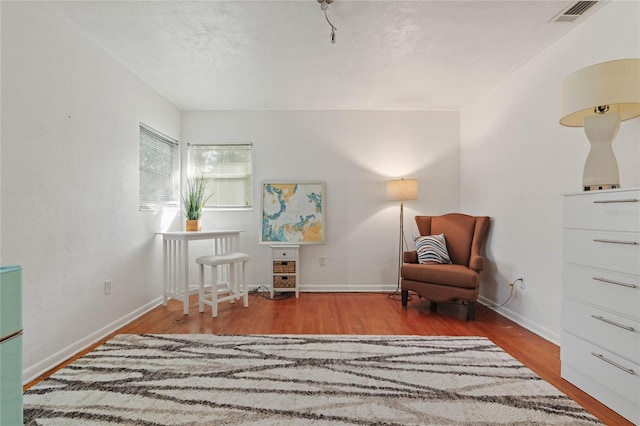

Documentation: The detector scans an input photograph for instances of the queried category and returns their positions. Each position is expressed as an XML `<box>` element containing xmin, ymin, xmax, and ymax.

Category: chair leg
<box><xmin>430</xmin><ymin>302</ymin><xmax>437</xmax><ymax>313</ymax></box>
<box><xmin>466</xmin><ymin>301</ymin><xmax>476</xmax><ymax>321</ymax></box>
<box><xmin>198</xmin><ymin>264</ymin><xmax>205</xmax><ymax>313</ymax></box>
<box><xmin>401</xmin><ymin>290</ymin><xmax>409</xmax><ymax>307</ymax></box>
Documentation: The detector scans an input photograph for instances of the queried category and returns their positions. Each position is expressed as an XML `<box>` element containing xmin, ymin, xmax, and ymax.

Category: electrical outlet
<box><xmin>104</xmin><ymin>280</ymin><xmax>112</xmax><ymax>295</ymax></box>
<box><xmin>517</xmin><ymin>276</ymin><xmax>526</xmax><ymax>289</ymax></box>
<box><xmin>319</xmin><ymin>256</ymin><xmax>326</xmax><ymax>266</ymax></box>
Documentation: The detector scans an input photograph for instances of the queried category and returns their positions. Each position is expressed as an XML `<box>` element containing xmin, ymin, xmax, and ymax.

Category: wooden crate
<box><xmin>273</xmin><ymin>261</ymin><xmax>296</xmax><ymax>273</ymax></box>
<box><xmin>273</xmin><ymin>275</ymin><xmax>296</xmax><ymax>288</ymax></box>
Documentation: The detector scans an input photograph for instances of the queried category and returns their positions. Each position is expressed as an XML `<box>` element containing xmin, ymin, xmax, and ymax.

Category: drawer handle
<box><xmin>591</xmin><ymin>352</ymin><xmax>636</xmax><ymax>375</ymax></box>
<box><xmin>593</xmin><ymin>238</ymin><xmax>639</xmax><ymax>245</ymax></box>
<box><xmin>593</xmin><ymin>198</ymin><xmax>639</xmax><ymax>204</ymax></box>
<box><xmin>593</xmin><ymin>277</ymin><xmax>638</xmax><ymax>289</ymax></box>
<box><xmin>591</xmin><ymin>315</ymin><xmax>635</xmax><ymax>332</ymax></box>
<box><xmin>0</xmin><ymin>329</ymin><xmax>22</xmax><ymax>344</ymax></box>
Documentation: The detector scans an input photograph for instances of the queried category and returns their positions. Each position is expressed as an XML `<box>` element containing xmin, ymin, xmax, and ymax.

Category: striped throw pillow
<box><xmin>414</xmin><ymin>234</ymin><xmax>452</xmax><ymax>265</ymax></box>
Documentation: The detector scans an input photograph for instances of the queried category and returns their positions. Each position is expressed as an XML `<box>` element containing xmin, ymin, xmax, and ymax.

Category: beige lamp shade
<box><xmin>560</xmin><ymin>58</ymin><xmax>640</xmax><ymax>127</ymax></box>
<box><xmin>559</xmin><ymin>58</ymin><xmax>640</xmax><ymax>191</ymax></box>
<box><xmin>387</xmin><ymin>178</ymin><xmax>418</xmax><ymax>201</ymax></box>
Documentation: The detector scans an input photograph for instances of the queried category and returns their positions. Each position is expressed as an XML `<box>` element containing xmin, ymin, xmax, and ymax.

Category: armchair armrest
<box><xmin>469</xmin><ymin>216</ymin><xmax>490</xmax><ymax>271</ymax></box>
<box><xmin>404</xmin><ymin>251</ymin><xmax>418</xmax><ymax>264</ymax></box>
<box><xmin>469</xmin><ymin>255</ymin><xmax>484</xmax><ymax>272</ymax></box>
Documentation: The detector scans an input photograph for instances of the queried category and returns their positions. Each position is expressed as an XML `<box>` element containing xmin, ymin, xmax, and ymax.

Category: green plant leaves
<box><xmin>180</xmin><ymin>176</ymin><xmax>211</xmax><ymax>220</ymax></box>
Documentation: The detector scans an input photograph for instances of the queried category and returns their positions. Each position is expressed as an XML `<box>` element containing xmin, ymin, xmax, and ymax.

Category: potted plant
<box><xmin>181</xmin><ymin>176</ymin><xmax>210</xmax><ymax>231</ymax></box>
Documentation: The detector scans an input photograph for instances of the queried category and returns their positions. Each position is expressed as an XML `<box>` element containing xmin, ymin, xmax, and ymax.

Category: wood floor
<box><xmin>26</xmin><ymin>292</ymin><xmax>631</xmax><ymax>425</ymax></box>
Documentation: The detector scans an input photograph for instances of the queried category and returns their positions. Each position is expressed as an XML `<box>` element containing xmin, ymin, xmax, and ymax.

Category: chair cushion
<box><xmin>416</xmin><ymin>214</ymin><xmax>478</xmax><ymax>266</ymax></box>
<box><xmin>401</xmin><ymin>263</ymin><xmax>479</xmax><ymax>289</ymax></box>
<box><xmin>413</xmin><ymin>234</ymin><xmax>452</xmax><ymax>265</ymax></box>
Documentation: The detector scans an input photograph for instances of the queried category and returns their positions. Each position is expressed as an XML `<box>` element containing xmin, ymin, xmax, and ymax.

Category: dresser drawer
<box><xmin>273</xmin><ymin>261</ymin><xmax>296</xmax><ymax>273</ymax></box>
<box><xmin>562</xmin><ymin>298</ymin><xmax>639</xmax><ymax>363</ymax></box>
<box><xmin>563</xmin><ymin>229</ymin><xmax>640</xmax><ymax>275</ymax></box>
<box><xmin>273</xmin><ymin>275</ymin><xmax>296</xmax><ymax>288</ymax></box>
<box><xmin>561</xmin><ymin>332</ymin><xmax>639</xmax><ymax>405</ymax></box>
<box><xmin>564</xmin><ymin>190</ymin><xmax>640</xmax><ymax>232</ymax></box>
<box><xmin>273</xmin><ymin>248</ymin><xmax>298</xmax><ymax>260</ymax></box>
<box><xmin>563</xmin><ymin>263</ymin><xmax>639</xmax><ymax>318</ymax></box>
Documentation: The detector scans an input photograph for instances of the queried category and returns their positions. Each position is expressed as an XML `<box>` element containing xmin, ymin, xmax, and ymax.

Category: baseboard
<box><xmin>248</xmin><ymin>284</ymin><xmax>398</xmax><ymax>293</ymax></box>
<box><xmin>23</xmin><ymin>297</ymin><xmax>163</xmax><ymax>385</ymax></box>
<box><xmin>477</xmin><ymin>295</ymin><xmax>560</xmax><ymax>345</ymax></box>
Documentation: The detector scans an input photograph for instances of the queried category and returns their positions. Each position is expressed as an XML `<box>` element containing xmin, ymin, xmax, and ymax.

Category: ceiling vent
<box><xmin>551</xmin><ymin>1</ymin><xmax>599</xmax><ymax>23</ymax></box>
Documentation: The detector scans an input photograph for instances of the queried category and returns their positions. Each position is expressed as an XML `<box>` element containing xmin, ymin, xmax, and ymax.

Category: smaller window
<box><xmin>139</xmin><ymin>123</ymin><xmax>179</xmax><ymax>209</ymax></box>
<box><xmin>188</xmin><ymin>144</ymin><xmax>253</xmax><ymax>209</ymax></box>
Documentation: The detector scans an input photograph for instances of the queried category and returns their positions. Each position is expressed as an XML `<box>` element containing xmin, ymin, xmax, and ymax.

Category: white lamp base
<box><xmin>582</xmin><ymin>112</ymin><xmax>620</xmax><ymax>191</ymax></box>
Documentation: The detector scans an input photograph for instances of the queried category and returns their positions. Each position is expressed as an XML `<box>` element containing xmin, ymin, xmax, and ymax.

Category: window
<box><xmin>139</xmin><ymin>123</ymin><xmax>179</xmax><ymax>209</ymax></box>
<box><xmin>188</xmin><ymin>144</ymin><xmax>253</xmax><ymax>209</ymax></box>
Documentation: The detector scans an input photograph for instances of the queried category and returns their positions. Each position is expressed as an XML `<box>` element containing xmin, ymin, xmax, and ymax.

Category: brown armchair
<box><xmin>401</xmin><ymin>213</ymin><xmax>491</xmax><ymax>321</ymax></box>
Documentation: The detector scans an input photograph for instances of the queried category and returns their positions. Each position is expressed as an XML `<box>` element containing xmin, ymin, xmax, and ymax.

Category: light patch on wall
<box><xmin>337</xmin><ymin>137</ymin><xmax>433</xmax><ymax>178</ymax></box>
<box><xmin>149</xmin><ymin>207</ymin><xmax>180</xmax><ymax>232</ymax></box>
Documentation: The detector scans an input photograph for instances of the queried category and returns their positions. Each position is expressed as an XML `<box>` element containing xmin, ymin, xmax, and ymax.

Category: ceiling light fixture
<box><xmin>317</xmin><ymin>0</ymin><xmax>337</xmax><ymax>44</ymax></box>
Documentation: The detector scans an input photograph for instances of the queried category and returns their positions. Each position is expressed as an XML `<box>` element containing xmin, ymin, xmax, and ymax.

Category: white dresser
<box><xmin>562</xmin><ymin>188</ymin><xmax>640</xmax><ymax>424</ymax></box>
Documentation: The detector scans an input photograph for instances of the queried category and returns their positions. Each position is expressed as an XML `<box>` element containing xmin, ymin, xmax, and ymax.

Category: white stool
<box><xmin>196</xmin><ymin>252</ymin><xmax>250</xmax><ymax>317</ymax></box>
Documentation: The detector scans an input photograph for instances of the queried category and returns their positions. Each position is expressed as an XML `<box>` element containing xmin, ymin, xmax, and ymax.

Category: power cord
<box><xmin>388</xmin><ymin>290</ymin><xmax>412</xmax><ymax>301</ymax></box>
<box><xmin>250</xmin><ymin>285</ymin><xmax>294</xmax><ymax>300</ymax></box>
<box><xmin>484</xmin><ymin>278</ymin><xmax>523</xmax><ymax>309</ymax></box>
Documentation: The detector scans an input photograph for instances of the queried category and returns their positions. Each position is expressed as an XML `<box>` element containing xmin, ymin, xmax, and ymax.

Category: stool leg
<box><xmin>229</xmin><ymin>262</ymin><xmax>237</xmax><ymax>304</ymax></box>
<box><xmin>241</xmin><ymin>260</ymin><xmax>248</xmax><ymax>308</ymax></box>
<box><xmin>211</xmin><ymin>265</ymin><xmax>218</xmax><ymax>318</ymax></box>
<box><xmin>198</xmin><ymin>264</ymin><xmax>205</xmax><ymax>313</ymax></box>
<box><xmin>234</xmin><ymin>262</ymin><xmax>242</xmax><ymax>302</ymax></box>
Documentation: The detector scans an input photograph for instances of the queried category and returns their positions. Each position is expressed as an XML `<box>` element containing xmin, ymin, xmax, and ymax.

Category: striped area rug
<box><xmin>24</xmin><ymin>334</ymin><xmax>601</xmax><ymax>425</ymax></box>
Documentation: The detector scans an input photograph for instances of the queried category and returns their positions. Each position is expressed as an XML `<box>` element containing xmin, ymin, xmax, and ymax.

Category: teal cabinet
<box><xmin>0</xmin><ymin>265</ymin><xmax>23</xmax><ymax>425</ymax></box>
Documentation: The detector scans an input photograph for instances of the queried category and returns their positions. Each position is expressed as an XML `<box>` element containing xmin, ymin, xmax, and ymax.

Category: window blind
<box><xmin>139</xmin><ymin>124</ymin><xmax>179</xmax><ymax>209</ymax></box>
<box><xmin>188</xmin><ymin>144</ymin><xmax>253</xmax><ymax>208</ymax></box>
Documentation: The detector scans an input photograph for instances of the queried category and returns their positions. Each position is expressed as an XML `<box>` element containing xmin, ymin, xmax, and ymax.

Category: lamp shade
<box><xmin>387</xmin><ymin>178</ymin><xmax>418</xmax><ymax>201</ymax></box>
<box><xmin>560</xmin><ymin>58</ymin><xmax>640</xmax><ymax>127</ymax></box>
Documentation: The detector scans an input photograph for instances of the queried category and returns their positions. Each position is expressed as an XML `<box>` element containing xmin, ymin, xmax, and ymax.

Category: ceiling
<box><xmin>49</xmin><ymin>0</ymin><xmax>602</xmax><ymax>111</ymax></box>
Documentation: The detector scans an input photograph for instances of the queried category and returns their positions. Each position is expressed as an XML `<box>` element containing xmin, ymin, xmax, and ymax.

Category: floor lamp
<box><xmin>387</xmin><ymin>178</ymin><xmax>418</xmax><ymax>298</ymax></box>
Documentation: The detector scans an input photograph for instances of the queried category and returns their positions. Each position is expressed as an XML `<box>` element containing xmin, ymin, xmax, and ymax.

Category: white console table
<box><xmin>157</xmin><ymin>230</ymin><xmax>243</xmax><ymax>315</ymax></box>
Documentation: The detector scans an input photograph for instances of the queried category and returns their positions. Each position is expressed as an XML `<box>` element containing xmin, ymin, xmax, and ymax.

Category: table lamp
<box><xmin>560</xmin><ymin>58</ymin><xmax>640</xmax><ymax>191</ymax></box>
<box><xmin>387</xmin><ymin>178</ymin><xmax>418</xmax><ymax>298</ymax></box>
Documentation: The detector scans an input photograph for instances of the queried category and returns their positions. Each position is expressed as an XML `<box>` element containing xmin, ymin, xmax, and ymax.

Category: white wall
<box><xmin>1</xmin><ymin>2</ymin><xmax>181</xmax><ymax>381</ymax></box>
<box><xmin>181</xmin><ymin>110</ymin><xmax>461</xmax><ymax>291</ymax></box>
<box><xmin>460</xmin><ymin>1</ymin><xmax>640</xmax><ymax>343</ymax></box>
<box><xmin>1</xmin><ymin>2</ymin><xmax>461</xmax><ymax>381</ymax></box>
<box><xmin>9</xmin><ymin>0</ymin><xmax>618</xmax><ymax>383</ymax></box>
